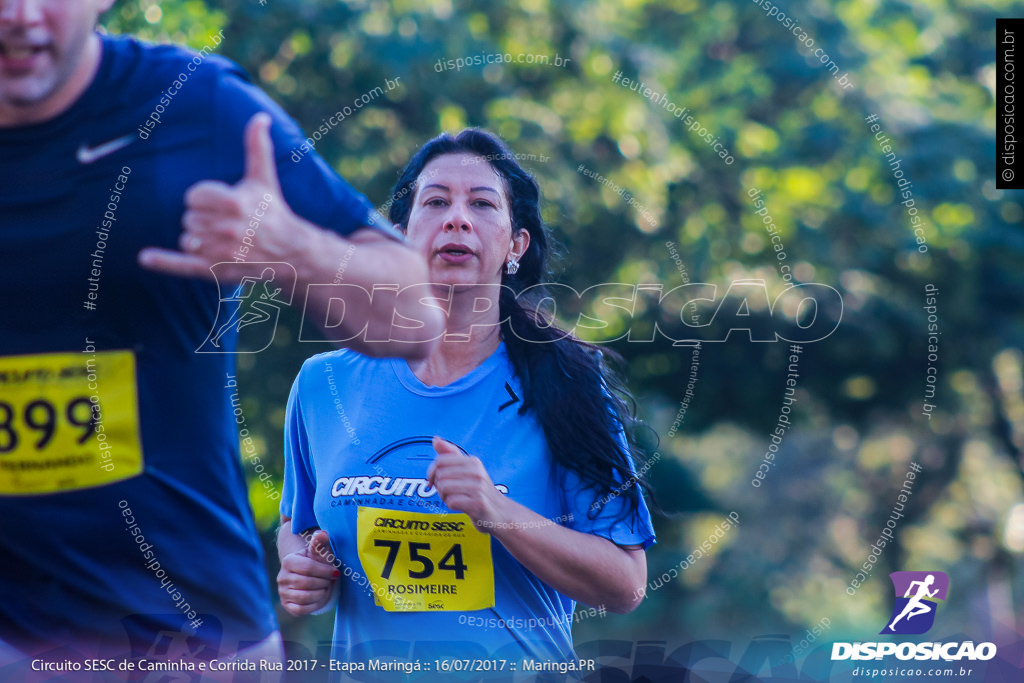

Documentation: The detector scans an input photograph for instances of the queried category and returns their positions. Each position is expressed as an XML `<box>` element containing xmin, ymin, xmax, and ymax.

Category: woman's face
<box><xmin>404</xmin><ymin>152</ymin><xmax>529</xmax><ymax>288</ymax></box>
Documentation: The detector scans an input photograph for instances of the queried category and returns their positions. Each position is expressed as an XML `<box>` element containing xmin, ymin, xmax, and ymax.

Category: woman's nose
<box><xmin>443</xmin><ymin>206</ymin><xmax>472</xmax><ymax>233</ymax></box>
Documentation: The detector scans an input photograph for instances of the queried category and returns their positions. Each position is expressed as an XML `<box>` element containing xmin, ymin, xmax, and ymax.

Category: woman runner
<box><xmin>276</xmin><ymin>129</ymin><xmax>657</xmax><ymax>669</ymax></box>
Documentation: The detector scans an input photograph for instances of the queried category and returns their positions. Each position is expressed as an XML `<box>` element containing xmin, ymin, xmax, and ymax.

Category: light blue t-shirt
<box><xmin>281</xmin><ymin>342</ymin><xmax>655</xmax><ymax>669</ymax></box>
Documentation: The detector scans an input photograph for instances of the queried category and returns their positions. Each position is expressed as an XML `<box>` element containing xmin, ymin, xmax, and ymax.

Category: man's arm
<box><xmin>138</xmin><ymin>113</ymin><xmax>443</xmax><ymax>358</ymax></box>
<box><xmin>288</xmin><ymin>224</ymin><xmax>447</xmax><ymax>357</ymax></box>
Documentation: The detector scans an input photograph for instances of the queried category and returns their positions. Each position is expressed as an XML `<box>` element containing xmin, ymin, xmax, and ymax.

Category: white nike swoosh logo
<box><xmin>76</xmin><ymin>133</ymin><xmax>136</xmax><ymax>164</ymax></box>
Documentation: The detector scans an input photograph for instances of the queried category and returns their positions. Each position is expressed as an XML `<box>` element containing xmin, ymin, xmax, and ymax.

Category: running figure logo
<box><xmin>880</xmin><ymin>571</ymin><xmax>949</xmax><ymax>635</ymax></box>
<box><xmin>197</xmin><ymin>262</ymin><xmax>296</xmax><ymax>353</ymax></box>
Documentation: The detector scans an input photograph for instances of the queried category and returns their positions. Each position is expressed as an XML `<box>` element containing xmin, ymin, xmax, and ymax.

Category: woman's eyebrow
<box><xmin>421</xmin><ymin>183</ymin><xmax>501</xmax><ymax>196</ymax></box>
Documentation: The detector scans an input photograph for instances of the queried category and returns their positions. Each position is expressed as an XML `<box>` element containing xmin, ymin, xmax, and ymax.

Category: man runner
<box><xmin>0</xmin><ymin>0</ymin><xmax>440</xmax><ymax>669</ymax></box>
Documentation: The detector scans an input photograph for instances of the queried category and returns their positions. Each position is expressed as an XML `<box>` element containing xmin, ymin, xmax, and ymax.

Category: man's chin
<box><xmin>0</xmin><ymin>77</ymin><xmax>59</xmax><ymax>114</ymax></box>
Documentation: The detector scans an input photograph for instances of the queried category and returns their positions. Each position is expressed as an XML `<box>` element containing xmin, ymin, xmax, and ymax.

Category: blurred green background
<box><xmin>102</xmin><ymin>0</ymin><xmax>1021</xmax><ymax>672</ymax></box>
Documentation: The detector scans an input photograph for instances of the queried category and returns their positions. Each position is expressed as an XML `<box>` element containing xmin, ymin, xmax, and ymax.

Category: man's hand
<box><xmin>137</xmin><ymin>111</ymin><xmax>445</xmax><ymax>357</ymax></box>
<box><xmin>277</xmin><ymin>529</ymin><xmax>340</xmax><ymax>616</ymax></box>
<box><xmin>138</xmin><ymin>112</ymin><xmax>315</xmax><ymax>279</ymax></box>
<box><xmin>427</xmin><ymin>436</ymin><xmax>508</xmax><ymax>532</ymax></box>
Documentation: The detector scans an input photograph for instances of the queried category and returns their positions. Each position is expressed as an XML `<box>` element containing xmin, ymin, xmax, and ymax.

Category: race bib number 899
<box><xmin>357</xmin><ymin>506</ymin><xmax>494</xmax><ymax>612</ymax></box>
<box><xmin>0</xmin><ymin>350</ymin><xmax>143</xmax><ymax>495</ymax></box>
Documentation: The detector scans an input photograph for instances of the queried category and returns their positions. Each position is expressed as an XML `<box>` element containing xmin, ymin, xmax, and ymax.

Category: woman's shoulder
<box><xmin>297</xmin><ymin>348</ymin><xmax>388</xmax><ymax>378</ymax></box>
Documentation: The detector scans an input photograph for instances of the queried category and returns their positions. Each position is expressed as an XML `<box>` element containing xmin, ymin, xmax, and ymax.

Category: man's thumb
<box><xmin>307</xmin><ymin>530</ymin><xmax>334</xmax><ymax>565</ymax></box>
<box><xmin>243</xmin><ymin>112</ymin><xmax>281</xmax><ymax>190</ymax></box>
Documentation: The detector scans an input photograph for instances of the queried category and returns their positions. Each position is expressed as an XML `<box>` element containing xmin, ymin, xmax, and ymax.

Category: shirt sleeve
<box><xmin>560</xmin><ymin>426</ymin><xmax>657</xmax><ymax>550</ymax></box>
<box><xmin>208</xmin><ymin>56</ymin><xmax>401</xmax><ymax>241</ymax></box>
<box><xmin>281</xmin><ymin>369</ymin><xmax>319</xmax><ymax>534</ymax></box>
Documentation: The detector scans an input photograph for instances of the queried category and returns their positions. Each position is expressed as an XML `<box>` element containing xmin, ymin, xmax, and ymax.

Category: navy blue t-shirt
<box><xmin>0</xmin><ymin>33</ymin><xmax>392</xmax><ymax>658</ymax></box>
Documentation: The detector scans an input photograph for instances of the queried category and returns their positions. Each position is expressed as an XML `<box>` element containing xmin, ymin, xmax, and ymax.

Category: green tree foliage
<box><xmin>103</xmin><ymin>0</ymin><xmax>1021</xmax><ymax>655</ymax></box>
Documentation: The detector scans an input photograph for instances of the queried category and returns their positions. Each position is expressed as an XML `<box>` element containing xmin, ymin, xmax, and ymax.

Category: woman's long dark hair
<box><xmin>389</xmin><ymin>129</ymin><xmax>655</xmax><ymax>524</ymax></box>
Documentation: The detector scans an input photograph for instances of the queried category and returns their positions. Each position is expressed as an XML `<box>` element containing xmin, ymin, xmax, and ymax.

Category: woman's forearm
<box><xmin>428</xmin><ymin>440</ymin><xmax>648</xmax><ymax>613</ymax></box>
<box><xmin>487</xmin><ymin>497</ymin><xmax>647</xmax><ymax>613</ymax></box>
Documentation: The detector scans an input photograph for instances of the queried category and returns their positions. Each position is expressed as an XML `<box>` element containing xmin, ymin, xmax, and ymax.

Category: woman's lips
<box><xmin>437</xmin><ymin>245</ymin><xmax>475</xmax><ymax>264</ymax></box>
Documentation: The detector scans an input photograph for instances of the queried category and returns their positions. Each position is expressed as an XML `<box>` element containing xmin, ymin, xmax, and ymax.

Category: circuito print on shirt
<box><xmin>329</xmin><ymin>436</ymin><xmax>510</xmax><ymax>510</ymax></box>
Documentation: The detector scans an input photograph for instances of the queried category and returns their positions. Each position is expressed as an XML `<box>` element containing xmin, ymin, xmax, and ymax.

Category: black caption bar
<box><xmin>997</xmin><ymin>18</ymin><xmax>1022</xmax><ymax>189</ymax></box>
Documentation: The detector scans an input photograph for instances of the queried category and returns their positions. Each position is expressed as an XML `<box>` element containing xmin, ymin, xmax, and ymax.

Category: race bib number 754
<box><xmin>357</xmin><ymin>506</ymin><xmax>494</xmax><ymax>612</ymax></box>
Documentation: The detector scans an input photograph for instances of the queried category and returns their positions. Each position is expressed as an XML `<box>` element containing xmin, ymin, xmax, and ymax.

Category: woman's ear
<box><xmin>510</xmin><ymin>228</ymin><xmax>531</xmax><ymax>261</ymax></box>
